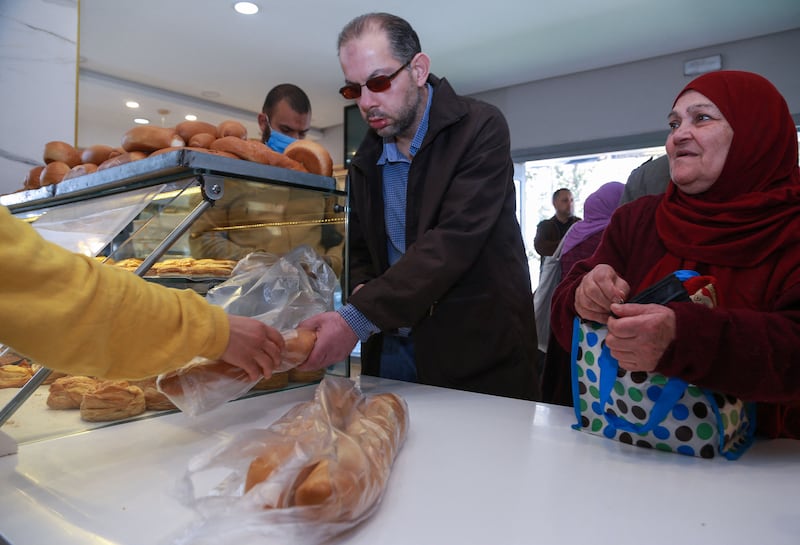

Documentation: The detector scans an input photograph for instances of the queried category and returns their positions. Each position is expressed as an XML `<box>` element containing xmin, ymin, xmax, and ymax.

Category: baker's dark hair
<box><xmin>337</xmin><ymin>12</ymin><xmax>421</xmax><ymax>63</ymax></box>
<box><xmin>262</xmin><ymin>83</ymin><xmax>311</xmax><ymax>116</ymax></box>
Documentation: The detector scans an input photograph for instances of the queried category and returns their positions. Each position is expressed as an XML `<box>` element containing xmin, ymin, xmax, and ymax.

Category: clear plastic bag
<box><xmin>156</xmin><ymin>246</ymin><xmax>336</xmax><ymax>416</ymax></box>
<box><xmin>167</xmin><ymin>376</ymin><xmax>409</xmax><ymax>545</ymax></box>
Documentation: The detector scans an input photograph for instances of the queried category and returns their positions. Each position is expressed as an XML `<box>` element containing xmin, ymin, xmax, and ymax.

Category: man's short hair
<box><xmin>262</xmin><ymin>84</ymin><xmax>311</xmax><ymax>116</ymax></box>
<box><xmin>552</xmin><ymin>188</ymin><xmax>571</xmax><ymax>203</ymax></box>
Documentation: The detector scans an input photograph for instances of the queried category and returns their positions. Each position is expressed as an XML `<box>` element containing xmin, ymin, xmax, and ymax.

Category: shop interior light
<box><xmin>184</xmin><ymin>114</ymin><xmax>198</xmax><ymax>121</ymax></box>
<box><xmin>125</xmin><ymin>101</ymin><xmax>140</xmax><ymax>108</ymax></box>
<box><xmin>133</xmin><ymin>118</ymin><xmax>150</xmax><ymax>125</ymax></box>
<box><xmin>233</xmin><ymin>2</ymin><xmax>259</xmax><ymax>15</ymax></box>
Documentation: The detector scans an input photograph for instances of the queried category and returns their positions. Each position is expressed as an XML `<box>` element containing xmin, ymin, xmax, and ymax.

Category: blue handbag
<box><xmin>570</xmin><ymin>271</ymin><xmax>756</xmax><ymax>459</ymax></box>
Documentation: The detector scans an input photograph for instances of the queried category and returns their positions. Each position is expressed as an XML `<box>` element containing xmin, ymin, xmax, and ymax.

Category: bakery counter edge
<box><xmin>1</xmin><ymin>377</ymin><xmax>799</xmax><ymax>545</ymax></box>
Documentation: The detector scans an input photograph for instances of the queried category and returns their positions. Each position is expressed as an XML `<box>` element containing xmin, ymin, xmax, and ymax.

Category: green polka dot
<box><xmin>576</xmin><ymin>366</ymin><xmax>584</xmax><ymax>378</ymax></box>
<box><xmin>628</xmin><ymin>388</ymin><xmax>643</xmax><ymax>402</ymax></box>
<box><xmin>579</xmin><ymin>399</ymin><xmax>587</xmax><ymax>411</ymax></box>
<box><xmin>651</xmin><ymin>375</ymin><xmax>667</xmax><ymax>385</ymax></box>
<box><xmin>720</xmin><ymin>413</ymin><xmax>729</xmax><ymax>428</ymax></box>
<box><xmin>687</xmin><ymin>385</ymin><xmax>703</xmax><ymax>398</ymax></box>
<box><xmin>655</xmin><ymin>443</ymin><xmax>673</xmax><ymax>452</ymax></box>
<box><xmin>585</xmin><ymin>352</ymin><xmax>595</xmax><ymax>366</ymax></box>
<box><xmin>591</xmin><ymin>419</ymin><xmax>604</xmax><ymax>432</ymax></box>
<box><xmin>696</xmin><ymin>422</ymin><xmax>714</xmax><ymax>440</ymax></box>
<box><xmin>613</xmin><ymin>381</ymin><xmax>624</xmax><ymax>395</ymax></box>
<box><xmin>589</xmin><ymin>385</ymin><xmax>600</xmax><ymax>399</ymax></box>
<box><xmin>730</xmin><ymin>410</ymin><xmax>739</xmax><ymax>426</ymax></box>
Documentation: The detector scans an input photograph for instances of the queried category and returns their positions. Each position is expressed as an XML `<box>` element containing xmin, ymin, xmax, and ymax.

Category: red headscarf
<box><xmin>643</xmin><ymin>71</ymin><xmax>800</xmax><ymax>306</ymax></box>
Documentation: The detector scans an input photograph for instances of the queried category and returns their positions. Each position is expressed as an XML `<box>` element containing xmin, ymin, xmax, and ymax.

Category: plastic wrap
<box><xmin>156</xmin><ymin>246</ymin><xmax>335</xmax><ymax>416</ymax></box>
<box><xmin>167</xmin><ymin>376</ymin><xmax>409</xmax><ymax>545</ymax></box>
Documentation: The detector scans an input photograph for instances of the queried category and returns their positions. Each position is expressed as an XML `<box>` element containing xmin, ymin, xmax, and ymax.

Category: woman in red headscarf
<box><xmin>550</xmin><ymin>70</ymin><xmax>800</xmax><ymax>439</ymax></box>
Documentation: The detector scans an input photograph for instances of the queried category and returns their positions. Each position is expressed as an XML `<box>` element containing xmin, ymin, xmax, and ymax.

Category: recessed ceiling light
<box><xmin>134</xmin><ymin>118</ymin><xmax>150</xmax><ymax>125</ymax></box>
<box><xmin>126</xmin><ymin>101</ymin><xmax>140</xmax><ymax>108</ymax></box>
<box><xmin>234</xmin><ymin>2</ymin><xmax>259</xmax><ymax>15</ymax></box>
<box><xmin>184</xmin><ymin>114</ymin><xmax>198</xmax><ymax>121</ymax></box>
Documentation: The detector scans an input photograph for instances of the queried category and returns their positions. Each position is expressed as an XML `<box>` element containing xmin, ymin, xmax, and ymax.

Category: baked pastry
<box><xmin>79</xmin><ymin>380</ymin><xmax>146</xmax><ymax>422</ymax></box>
<box><xmin>81</xmin><ymin>144</ymin><xmax>115</xmax><ymax>165</ymax></box>
<box><xmin>0</xmin><ymin>364</ymin><xmax>33</xmax><ymax>388</ymax></box>
<box><xmin>121</xmin><ymin>126</ymin><xmax>185</xmax><ymax>153</ymax></box>
<box><xmin>130</xmin><ymin>377</ymin><xmax>177</xmax><ymax>411</ymax></box>
<box><xmin>284</xmin><ymin>140</ymin><xmax>334</xmax><ymax>177</ymax></box>
<box><xmin>187</xmin><ymin>132</ymin><xmax>217</xmax><ymax>148</ymax></box>
<box><xmin>216</xmin><ymin>120</ymin><xmax>248</xmax><ymax>139</ymax></box>
<box><xmin>175</xmin><ymin>120</ymin><xmax>218</xmax><ymax>143</ymax></box>
<box><xmin>251</xmin><ymin>371</ymin><xmax>289</xmax><ymax>391</ymax></box>
<box><xmin>97</xmin><ymin>151</ymin><xmax>148</xmax><ymax>171</ymax></box>
<box><xmin>47</xmin><ymin>376</ymin><xmax>98</xmax><ymax>409</ymax></box>
<box><xmin>62</xmin><ymin>163</ymin><xmax>98</xmax><ymax>181</ymax></box>
<box><xmin>24</xmin><ymin>165</ymin><xmax>44</xmax><ymax>190</ymax></box>
<box><xmin>39</xmin><ymin>161</ymin><xmax>71</xmax><ymax>186</ymax></box>
<box><xmin>156</xmin><ymin>360</ymin><xmax>251</xmax><ymax>398</ymax></box>
<box><xmin>210</xmin><ymin>136</ymin><xmax>306</xmax><ymax>171</ymax></box>
<box><xmin>43</xmin><ymin>141</ymin><xmax>82</xmax><ymax>167</ymax></box>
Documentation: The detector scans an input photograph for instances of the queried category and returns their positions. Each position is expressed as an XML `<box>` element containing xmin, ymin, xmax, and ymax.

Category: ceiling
<box><xmin>77</xmin><ymin>0</ymin><xmax>800</xmax><ymax>148</ymax></box>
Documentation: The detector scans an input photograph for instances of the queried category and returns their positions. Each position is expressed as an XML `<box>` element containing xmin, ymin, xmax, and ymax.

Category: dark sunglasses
<box><xmin>339</xmin><ymin>59</ymin><xmax>412</xmax><ymax>100</ymax></box>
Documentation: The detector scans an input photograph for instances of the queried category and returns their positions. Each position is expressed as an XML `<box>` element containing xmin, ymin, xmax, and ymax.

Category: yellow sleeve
<box><xmin>0</xmin><ymin>206</ymin><xmax>230</xmax><ymax>379</ymax></box>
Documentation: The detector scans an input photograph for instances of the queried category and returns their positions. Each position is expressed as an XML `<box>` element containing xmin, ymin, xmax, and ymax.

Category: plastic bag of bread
<box><xmin>156</xmin><ymin>245</ymin><xmax>336</xmax><ymax>416</ymax></box>
<box><xmin>169</xmin><ymin>376</ymin><xmax>409</xmax><ymax>545</ymax></box>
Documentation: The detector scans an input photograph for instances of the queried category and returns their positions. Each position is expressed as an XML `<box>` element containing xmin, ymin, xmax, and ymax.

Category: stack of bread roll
<box><xmin>21</xmin><ymin>119</ymin><xmax>333</xmax><ymax>191</ymax></box>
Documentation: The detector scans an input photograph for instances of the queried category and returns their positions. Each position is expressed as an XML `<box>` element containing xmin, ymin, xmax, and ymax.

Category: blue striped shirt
<box><xmin>338</xmin><ymin>84</ymin><xmax>434</xmax><ymax>341</ymax></box>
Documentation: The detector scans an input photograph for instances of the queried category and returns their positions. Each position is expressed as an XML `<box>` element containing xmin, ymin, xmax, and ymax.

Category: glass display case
<box><xmin>0</xmin><ymin>149</ymin><xmax>348</xmax><ymax>446</ymax></box>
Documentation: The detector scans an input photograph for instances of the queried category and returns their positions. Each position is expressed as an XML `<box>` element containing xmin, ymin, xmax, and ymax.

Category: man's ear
<box><xmin>257</xmin><ymin>112</ymin><xmax>269</xmax><ymax>133</ymax></box>
<box><xmin>410</xmin><ymin>53</ymin><xmax>431</xmax><ymax>86</ymax></box>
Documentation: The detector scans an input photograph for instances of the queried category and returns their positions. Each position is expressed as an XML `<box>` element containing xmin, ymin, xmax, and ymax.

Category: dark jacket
<box><xmin>347</xmin><ymin>75</ymin><xmax>540</xmax><ymax>400</ymax></box>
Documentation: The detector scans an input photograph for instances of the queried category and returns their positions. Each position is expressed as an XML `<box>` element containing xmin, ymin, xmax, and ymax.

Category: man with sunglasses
<box><xmin>298</xmin><ymin>12</ymin><xmax>540</xmax><ymax>401</ymax></box>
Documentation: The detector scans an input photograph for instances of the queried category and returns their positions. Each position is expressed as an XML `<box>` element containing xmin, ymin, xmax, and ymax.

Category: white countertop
<box><xmin>1</xmin><ymin>376</ymin><xmax>799</xmax><ymax>545</ymax></box>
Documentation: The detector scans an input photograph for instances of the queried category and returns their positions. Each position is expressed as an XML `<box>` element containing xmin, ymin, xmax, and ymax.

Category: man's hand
<box><xmin>606</xmin><ymin>303</ymin><xmax>676</xmax><ymax>373</ymax></box>
<box><xmin>575</xmin><ymin>264</ymin><xmax>630</xmax><ymax>324</ymax></box>
<box><xmin>296</xmin><ymin>312</ymin><xmax>359</xmax><ymax>370</ymax></box>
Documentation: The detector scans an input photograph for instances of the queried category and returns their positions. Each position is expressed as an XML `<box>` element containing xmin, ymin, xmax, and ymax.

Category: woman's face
<box><xmin>666</xmin><ymin>90</ymin><xmax>734</xmax><ymax>195</ymax></box>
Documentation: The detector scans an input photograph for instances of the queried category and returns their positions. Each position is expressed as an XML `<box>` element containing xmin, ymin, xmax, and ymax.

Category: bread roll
<box><xmin>216</xmin><ymin>120</ymin><xmax>248</xmax><ymax>139</ymax></box>
<box><xmin>251</xmin><ymin>371</ymin><xmax>289</xmax><ymax>391</ymax></box>
<box><xmin>81</xmin><ymin>144</ymin><xmax>115</xmax><ymax>165</ymax></box>
<box><xmin>79</xmin><ymin>381</ymin><xmax>146</xmax><ymax>422</ymax></box>
<box><xmin>97</xmin><ymin>151</ymin><xmax>148</xmax><ymax>171</ymax></box>
<box><xmin>187</xmin><ymin>132</ymin><xmax>217</xmax><ymax>148</ymax></box>
<box><xmin>43</xmin><ymin>141</ymin><xmax>82</xmax><ymax>167</ymax></box>
<box><xmin>210</xmin><ymin>136</ymin><xmax>306</xmax><ymax>171</ymax></box>
<box><xmin>24</xmin><ymin>165</ymin><xmax>44</xmax><ymax>190</ymax></box>
<box><xmin>130</xmin><ymin>377</ymin><xmax>177</xmax><ymax>411</ymax></box>
<box><xmin>39</xmin><ymin>161</ymin><xmax>71</xmax><ymax>186</ymax></box>
<box><xmin>121</xmin><ymin>126</ymin><xmax>185</xmax><ymax>153</ymax></box>
<box><xmin>284</xmin><ymin>140</ymin><xmax>334</xmax><ymax>177</ymax></box>
<box><xmin>148</xmin><ymin>146</ymin><xmax>238</xmax><ymax>160</ymax></box>
<box><xmin>62</xmin><ymin>163</ymin><xmax>98</xmax><ymax>181</ymax></box>
<box><xmin>176</xmin><ymin>120</ymin><xmax>218</xmax><ymax>143</ymax></box>
<box><xmin>282</xmin><ymin>329</ymin><xmax>317</xmax><ymax>367</ymax></box>
<box><xmin>156</xmin><ymin>360</ymin><xmax>250</xmax><ymax>398</ymax></box>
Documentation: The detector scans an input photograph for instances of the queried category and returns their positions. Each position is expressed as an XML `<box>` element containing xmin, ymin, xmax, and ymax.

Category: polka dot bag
<box><xmin>569</xmin><ymin>271</ymin><xmax>756</xmax><ymax>460</ymax></box>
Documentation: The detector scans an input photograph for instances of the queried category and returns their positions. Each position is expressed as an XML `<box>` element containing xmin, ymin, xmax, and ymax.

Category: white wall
<box><xmin>0</xmin><ymin>0</ymin><xmax>78</xmax><ymax>196</ymax></box>
<box><xmin>471</xmin><ymin>28</ymin><xmax>800</xmax><ymax>160</ymax></box>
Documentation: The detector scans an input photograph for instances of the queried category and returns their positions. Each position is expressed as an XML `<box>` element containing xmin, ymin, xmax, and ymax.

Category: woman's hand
<box><xmin>574</xmin><ymin>264</ymin><xmax>630</xmax><ymax>324</ymax></box>
<box><xmin>220</xmin><ymin>315</ymin><xmax>285</xmax><ymax>380</ymax></box>
<box><xmin>606</xmin><ymin>303</ymin><xmax>676</xmax><ymax>372</ymax></box>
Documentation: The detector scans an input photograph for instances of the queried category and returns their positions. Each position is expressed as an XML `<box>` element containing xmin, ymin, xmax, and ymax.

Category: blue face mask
<box><xmin>266</xmin><ymin>131</ymin><xmax>296</xmax><ymax>153</ymax></box>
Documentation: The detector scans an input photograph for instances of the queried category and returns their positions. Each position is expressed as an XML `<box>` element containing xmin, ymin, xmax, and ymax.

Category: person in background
<box><xmin>189</xmin><ymin>84</ymin><xmax>344</xmax><ymax>274</ymax></box>
<box><xmin>619</xmin><ymin>154</ymin><xmax>670</xmax><ymax>205</ymax></box>
<box><xmin>258</xmin><ymin>83</ymin><xmax>312</xmax><ymax>153</ymax></box>
<box><xmin>0</xmin><ymin>206</ymin><xmax>284</xmax><ymax>380</ymax></box>
<box><xmin>550</xmin><ymin>70</ymin><xmax>800</xmax><ymax>439</ymax></box>
<box><xmin>298</xmin><ymin>12</ymin><xmax>540</xmax><ymax>400</ymax></box>
<box><xmin>539</xmin><ymin>181</ymin><xmax>624</xmax><ymax>405</ymax></box>
<box><xmin>559</xmin><ymin>181</ymin><xmax>625</xmax><ymax>278</ymax></box>
<box><xmin>534</xmin><ymin>188</ymin><xmax>580</xmax><ymax>263</ymax></box>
